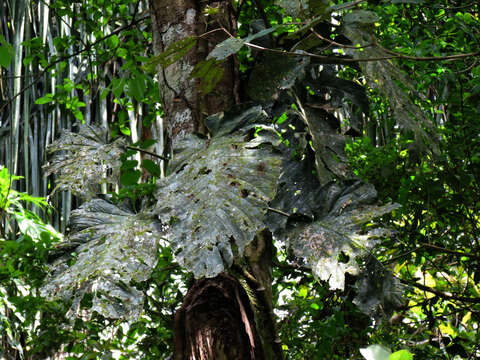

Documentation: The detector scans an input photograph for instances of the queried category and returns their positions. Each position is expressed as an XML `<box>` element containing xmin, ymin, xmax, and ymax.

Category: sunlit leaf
<box><xmin>389</xmin><ymin>349</ymin><xmax>414</xmax><ymax>360</ymax></box>
<box><xmin>155</xmin><ymin>106</ymin><xmax>282</xmax><ymax>278</ymax></box>
<box><xmin>360</xmin><ymin>344</ymin><xmax>391</xmax><ymax>360</ymax></box>
<box><xmin>44</xmin><ymin>124</ymin><xmax>126</xmax><ymax>198</ymax></box>
<box><xmin>41</xmin><ymin>199</ymin><xmax>163</xmax><ymax>321</ymax></box>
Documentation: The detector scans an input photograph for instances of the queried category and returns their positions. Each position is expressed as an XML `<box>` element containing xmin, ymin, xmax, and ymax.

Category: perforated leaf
<box><xmin>286</xmin><ymin>201</ymin><xmax>399</xmax><ymax>290</ymax></box>
<box><xmin>155</xmin><ymin>106</ymin><xmax>282</xmax><ymax>278</ymax></box>
<box><xmin>44</xmin><ymin>125</ymin><xmax>125</xmax><ymax>198</ymax></box>
<box><xmin>40</xmin><ymin>199</ymin><xmax>162</xmax><ymax>321</ymax></box>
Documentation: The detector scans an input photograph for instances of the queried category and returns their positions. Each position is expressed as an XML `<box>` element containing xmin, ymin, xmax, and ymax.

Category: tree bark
<box><xmin>149</xmin><ymin>1</ymin><xmax>281</xmax><ymax>359</ymax></box>
<box><xmin>149</xmin><ymin>0</ymin><xmax>236</xmax><ymax>145</ymax></box>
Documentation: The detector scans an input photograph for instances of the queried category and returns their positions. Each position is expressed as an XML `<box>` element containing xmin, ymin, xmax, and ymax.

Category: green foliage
<box><xmin>3</xmin><ymin>0</ymin><xmax>480</xmax><ymax>358</ymax></box>
<box><xmin>0</xmin><ymin>35</ymin><xmax>14</xmax><ymax>69</ymax></box>
<box><xmin>0</xmin><ymin>166</ymin><xmax>63</xmax><ymax>358</ymax></box>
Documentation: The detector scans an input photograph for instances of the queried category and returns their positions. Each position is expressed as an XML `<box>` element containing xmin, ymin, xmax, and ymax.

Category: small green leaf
<box><xmin>141</xmin><ymin>159</ymin><xmax>161</xmax><ymax>177</ymax></box>
<box><xmin>389</xmin><ymin>350</ymin><xmax>413</xmax><ymax>360</ymax></box>
<box><xmin>112</xmin><ymin>78</ymin><xmax>126</xmax><ymax>98</ymax></box>
<box><xmin>140</xmin><ymin>139</ymin><xmax>157</xmax><ymax>149</ymax></box>
<box><xmin>35</xmin><ymin>94</ymin><xmax>54</xmax><ymax>105</ymax></box>
<box><xmin>121</xmin><ymin>169</ymin><xmax>141</xmax><ymax>186</ymax></box>
<box><xmin>0</xmin><ymin>46</ymin><xmax>12</xmax><ymax>68</ymax></box>
<box><xmin>121</xmin><ymin>160</ymin><xmax>138</xmax><ymax>171</ymax></box>
<box><xmin>120</xmin><ymin>126</ymin><xmax>131</xmax><ymax>136</ymax></box>
<box><xmin>129</xmin><ymin>76</ymin><xmax>145</xmax><ymax>102</ymax></box>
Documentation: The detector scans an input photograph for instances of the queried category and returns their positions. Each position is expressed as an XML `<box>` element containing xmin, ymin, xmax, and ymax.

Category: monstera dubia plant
<box><xmin>38</xmin><ymin>5</ymin><xmax>436</xmax><ymax>358</ymax></box>
<box><xmin>41</xmin><ymin>105</ymin><xmax>402</xmax><ymax>317</ymax></box>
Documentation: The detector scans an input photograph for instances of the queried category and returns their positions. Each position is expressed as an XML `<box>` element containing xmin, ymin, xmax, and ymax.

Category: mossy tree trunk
<box><xmin>149</xmin><ymin>1</ymin><xmax>282</xmax><ymax>359</ymax></box>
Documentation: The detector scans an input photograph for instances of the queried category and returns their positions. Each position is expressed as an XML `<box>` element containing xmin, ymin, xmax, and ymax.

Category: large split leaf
<box><xmin>278</xmin><ymin>178</ymin><xmax>402</xmax><ymax>313</ymax></box>
<box><xmin>40</xmin><ymin>199</ymin><xmax>162</xmax><ymax>321</ymax></box>
<box><xmin>44</xmin><ymin>125</ymin><xmax>125</xmax><ymax>198</ymax></box>
<box><xmin>285</xmin><ymin>199</ymin><xmax>399</xmax><ymax>290</ymax></box>
<box><xmin>155</xmin><ymin>106</ymin><xmax>282</xmax><ymax>278</ymax></box>
<box><xmin>343</xmin><ymin>10</ymin><xmax>439</xmax><ymax>154</ymax></box>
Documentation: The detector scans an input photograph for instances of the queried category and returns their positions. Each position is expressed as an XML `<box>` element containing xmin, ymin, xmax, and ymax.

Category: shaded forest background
<box><xmin>1</xmin><ymin>0</ymin><xmax>479</xmax><ymax>359</ymax></box>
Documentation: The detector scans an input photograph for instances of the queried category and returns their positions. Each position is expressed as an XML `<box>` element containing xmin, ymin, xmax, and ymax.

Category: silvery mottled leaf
<box><xmin>275</xmin><ymin>0</ymin><xmax>304</xmax><ymax>18</ymax></box>
<box><xmin>284</xmin><ymin>200</ymin><xmax>400</xmax><ymax>290</ymax></box>
<box><xmin>208</xmin><ymin>37</ymin><xmax>245</xmax><ymax>61</ymax></box>
<box><xmin>207</xmin><ymin>28</ymin><xmax>280</xmax><ymax>61</ymax></box>
<box><xmin>155</xmin><ymin>108</ymin><xmax>282</xmax><ymax>278</ymax></box>
<box><xmin>248</xmin><ymin>53</ymin><xmax>309</xmax><ymax>102</ymax></box>
<box><xmin>44</xmin><ymin>124</ymin><xmax>125</xmax><ymax>198</ymax></box>
<box><xmin>275</xmin><ymin>0</ymin><xmax>329</xmax><ymax>18</ymax></box>
<box><xmin>41</xmin><ymin>199</ymin><xmax>162</xmax><ymax>321</ymax></box>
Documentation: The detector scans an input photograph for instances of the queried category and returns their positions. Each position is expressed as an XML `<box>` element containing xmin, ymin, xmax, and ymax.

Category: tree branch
<box><xmin>126</xmin><ymin>146</ymin><xmax>168</xmax><ymax>161</ymax></box>
<box><xmin>401</xmin><ymin>279</ymin><xmax>480</xmax><ymax>304</ymax></box>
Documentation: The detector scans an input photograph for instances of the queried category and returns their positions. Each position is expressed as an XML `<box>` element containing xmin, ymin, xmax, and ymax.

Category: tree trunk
<box><xmin>149</xmin><ymin>1</ymin><xmax>282</xmax><ymax>358</ymax></box>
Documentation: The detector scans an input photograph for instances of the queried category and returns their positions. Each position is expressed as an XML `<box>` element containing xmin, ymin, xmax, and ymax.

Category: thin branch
<box><xmin>310</xmin><ymin>28</ymin><xmax>375</xmax><ymax>49</ymax></box>
<box><xmin>420</xmin><ymin>242</ymin><xmax>480</xmax><ymax>261</ymax></box>
<box><xmin>374</xmin><ymin>40</ymin><xmax>480</xmax><ymax>61</ymax></box>
<box><xmin>382</xmin><ymin>244</ymin><xmax>426</xmax><ymax>265</ymax></box>
<box><xmin>266</xmin><ymin>207</ymin><xmax>290</xmax><ymax>217</ymax></box>
<box><xmin>126</xmin><ymin>146</ymin><xmax>168</xmax><ymax>161</ymax></box>
<box><xmin>401</xmin><ymin>278</ymin><xmax>480</xmax><ymax>304</ymax></box>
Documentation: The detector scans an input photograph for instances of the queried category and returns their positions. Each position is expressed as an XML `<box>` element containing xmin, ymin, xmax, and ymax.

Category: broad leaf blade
<box><xmin>208</xmin><ymin>37</ymin><xmax>245</xmax><ymax>60</ymax></box>
<box><xmin>283</xmin><ymin>180</ymin><xmax>402</xmax><ymax>312</ymax></box>
<box><xmin>44</xmin><ymin>125</ymin><xmax>125</xmax><ymax>198</ymax></box>
<box><xmin>155</xmin><ymin>107</ymin><xmax>282</xmax><ymax>278</ymax></box>
<box><xmin>40</xmin><ymin>199</ymin><xmax>162</xmax><ymax>321</ymax></box>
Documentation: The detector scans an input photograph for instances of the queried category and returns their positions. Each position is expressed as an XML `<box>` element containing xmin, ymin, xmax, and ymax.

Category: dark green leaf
<box><xmin>141</xmin><ymin>159</ymin><xmax>161</xmax><ymax>177</ymax></box>
<box><xmin>129</xmin><ymin>75</ymin><xmax>145</xmax><ymax>102</ymax></box>
<box><xmin>0</xmin><ymin>46</ymin><xmax>12</xmax><ymax>68</ymax></box>
<box><xmin>121</xmin><ymin>169</ymin><xmax>141</xmax><ymax>186</ymax></box>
